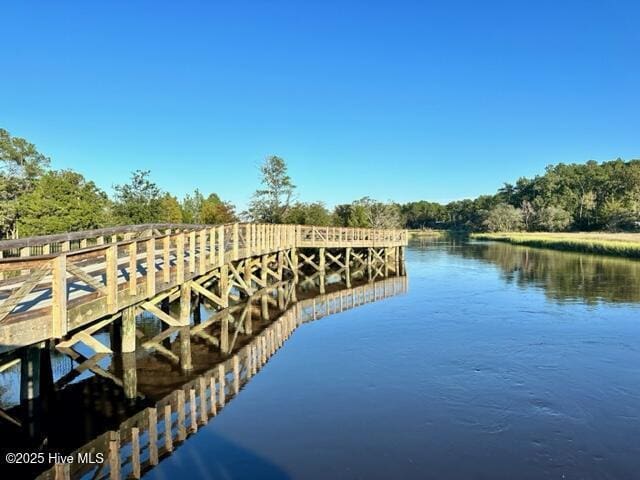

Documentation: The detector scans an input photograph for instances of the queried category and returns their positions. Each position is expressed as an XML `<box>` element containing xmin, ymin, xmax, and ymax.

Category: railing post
<box><xmin>146</xmin><ymin>238</ymin><xmax>156</xmax><ymax>296</ymax></box>
<box><xmin>131</xmin><ymin>427</ymin><xmax>141</xmax><ymax>479</ymax></box>
<box><xmin>106</xmin><ymin>245</ymin><xmax>118</xmax><ymax>313</ymax></box>
<box><xmin>176</xmin><ymin>232</ymin><xmax>185</xmax><ymax>283</ymax></box>
<box><xmin>232</xmin><ymin>223</ymin><xmax>239</xmax><ymax>260</ymax></box>
<box><xmin>252</xmin><ymin>224</ymin><xmax>257</xmax><ymax>251</ymax></box>
<box><xmin>177</xmin><ymin>390</ymin><xmax>186</xmax><ymax>441</ymax></box>
<box><xmin>148</xmin><ymin>408</ymin><xmax>158</xmax><ymax>466</ymax></box>
<box><xmin>209</xmin><ymin>227</ymin><xmax>216</xmax><ymax>265</ymax></box>
<box><xmin>245</xmin><ymin>224</ymin><xmax>252</xmax><ymax>256</ymax></box>
<box><xmin>51</xmin><ymin>255</ymin><xmax>67</xmax><ymax>338</ymax></box>
<box><xmin>128</xmin><ymin>241</ymin><xmax>137</xmax><ymax>296</ymax></box>
<box><xmin>199</xmin><ymin>229</ymin><xmax>206</xmax><ymax>273</ymax></box>
<box><xmin>267</xmin><ymin>225</ymin><xmax>271</xmax><ymax>250</ymax></box>
<box><xmin>217</xmin><ymin>226</ymin><xmax>224</xmax><ymax>266</ymax></box>
<box><xmin>107</xmin><ymin>431</ymin><xmax>121</xmax><ymax>480</ymax></box>
<box><xmin>162</xmin><ymin>233</ymin><xmax>171</xmax><ymax>284</ymax></box>
<box><xmin>263</xmin><ymin>224</ymin><xmax>268</xmax><ymax>251</ymax></box>
<box><xmin>188</xmin><ymin>231</ymin><xmax>196</xmax><ymax>274</ymax></box>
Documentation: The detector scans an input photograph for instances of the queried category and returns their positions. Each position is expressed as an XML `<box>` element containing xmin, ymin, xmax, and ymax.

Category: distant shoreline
<box><xmin>471</xmin><ymin>232</ymin><xmax>640</xmax><ymax>259</ymax></box>
<box><xmin>408</xmin><ymin>229</ymin><xmax>446</xmax><ymax>238</ymax></box>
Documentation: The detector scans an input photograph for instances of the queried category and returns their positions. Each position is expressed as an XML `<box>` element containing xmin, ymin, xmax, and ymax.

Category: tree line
<box><xmin>402</xmin><ymin>159</ymin><xmax>640</xmax><ymax>232</ymax></box>
<box><xmin>1</xmin><ymin>128</ymin><xmax>638</xmax><ymax>238</ymax></box>
<box><xmin>0</xmin><ymin>129</ymin><xmax>236</xmax><ymax>238</ymax></box>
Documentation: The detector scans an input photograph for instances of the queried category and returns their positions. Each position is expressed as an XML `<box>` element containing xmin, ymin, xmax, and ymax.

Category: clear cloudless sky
<box><xmin>1</xmin><ymin>1</ymin><xmax>638</xmax><ymax>209</ymax></box>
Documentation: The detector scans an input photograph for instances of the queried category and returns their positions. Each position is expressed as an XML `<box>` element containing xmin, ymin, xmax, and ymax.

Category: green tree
<box><xmin>347</xmin><ymin>203</ymin><xmax>371</xmax><ymax>227</ymax></box>
<box><xmin>534</xmin><ymin>206</ymin><xmax>572</xmax><ymax>232</ymax></box>
<box><xmin>334</xmin><ymin>198</ymin><xmax>402</xmax><ymax>228</ymax></box>
<box><xmin>159</xmin><ymin>194</ymin><xmax>183</xmax><ymax>223</ymax></box>
<box><xmin>283</xmin><ymin>202</ymin><xmax>332</xmax><ymax>225</ymax></box>
<box><xmin>601</xmin><ymin>198</ymin><xmax>634</xmax><ymax>231</ymax></box>
<box><xmin>356</xmin><ymin>197</ymin><xmax>402</xmax><ymax>229</ymax></box>
<box><xmin>521</xmin><ymin>200</ymin><xmax>536</xmax><ymax>231</ymax></box>
<box><xmin>113</xmin><ymin>170</ymin><xmax>162</xmax><ymax>224</ymax></box>
<box><xmin>332</xmin><ymin>204</ymin><xmax>353</xmax><ymax>227</ymax></box>
<box><xmin>200</xmin><ymin>193</ymin><xmax>237</xmax><ymax>224</ymax></box>
<box><xmin>0</xmin><ymin>129</ymin><xmax>50</xmax><ymax>238</ymax></box>
<box><xmin>483</xmin><ymin>204</ymin><xmax>524</xmax><ymax>232</ymax></box>
<box><xmin>17</xmin><ymin>170</ymin><xmax>109</xmax><ymax>236</ymax></box>
<box><xmin>181</xmin><ymin>189</ymin><xmax>205</xmax><ymax>223</ymax></box>
<box><xmin>401</xmin><ymin>201</ymin><xmax>448</xmax><ymax>228</ymax></box>
<box><xmin>247</xmin><ymin>156</ymin><xmax>295</xmax><ymax>223</ymax></box>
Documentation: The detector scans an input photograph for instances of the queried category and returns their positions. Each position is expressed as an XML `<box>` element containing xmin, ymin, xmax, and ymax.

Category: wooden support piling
<box><xmin>179</xmin><ymin>326</ymin><xmax>193</xmax><ymax>372</ymax></box>
<box><xmin>122</xmin><ymin>352</ymin><xmax>137</xmax><ymax>399</ymax></box>
<box><xmin>121</xmin><ymin>306</ymin><xmax>136</xmax><ymax>353</ymax></box>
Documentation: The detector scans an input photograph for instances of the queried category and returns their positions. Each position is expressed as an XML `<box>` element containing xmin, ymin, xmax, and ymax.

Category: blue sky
<box><xmin>1</xmin><ymin>1</ymin><xmax>638</xmax><ymax>209</ymax></box>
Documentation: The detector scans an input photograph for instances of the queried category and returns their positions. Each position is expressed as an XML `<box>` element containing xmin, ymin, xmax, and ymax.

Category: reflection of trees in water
<box><xmin>450</xmin><ymin>241</ymin><xmax>640</xmax><ymax>304</ymax></box>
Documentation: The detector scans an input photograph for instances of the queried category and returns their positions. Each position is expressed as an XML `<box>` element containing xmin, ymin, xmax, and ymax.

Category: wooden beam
<box><xmin>191</xmin><ymin>281</ymin><xmax>227</xmax><ymax>309</ymax></box>
<box><xmin>66</xmin><ymin>261</ymin><xmax>106</xmax><ymax>294</ymax></box>
<box><xmin>140</xmin><ymin>302</ymin><xmax>183</xmax><ymax>327</ymax></box>
<box><xmin>0</xmin><ymin>264</ymin><xmax>50</xmax><ymax>322</ymax></box>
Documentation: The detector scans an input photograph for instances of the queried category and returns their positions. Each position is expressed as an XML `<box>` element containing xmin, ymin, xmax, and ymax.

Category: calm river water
<box><xmin>143</xmin><ymin>238</ymin><xmax>640</xmax><ymax>480</ymax></box>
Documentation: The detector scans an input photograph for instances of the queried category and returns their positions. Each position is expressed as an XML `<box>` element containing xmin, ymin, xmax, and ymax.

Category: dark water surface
<box><xmin>143</xmin><ymin>239</ymin><xmax>640</xmax><ymax>480</ymax></box>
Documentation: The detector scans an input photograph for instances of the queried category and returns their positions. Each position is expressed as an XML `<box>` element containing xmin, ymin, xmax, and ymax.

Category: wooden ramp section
<box><xmin>35</xmin><ymin>275</ymin><xmax>408</xmax><ymax>480</ymax></box>
<box><xmin>0</xmin><ymin>223</ymin><xmax>407</xmax><ymax>352</ymax></box>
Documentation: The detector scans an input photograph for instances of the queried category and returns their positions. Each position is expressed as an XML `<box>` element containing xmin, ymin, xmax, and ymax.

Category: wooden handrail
<box><xmin>0</xmin><ymin>223</ymin><xmax>407</xmax><ymax>258</ymax></box>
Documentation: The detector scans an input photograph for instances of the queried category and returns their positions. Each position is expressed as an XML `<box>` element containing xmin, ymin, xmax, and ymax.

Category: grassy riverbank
<box><xmin>408</xmin><ymin>229</ymin><xmax>446</xmax><ymax>238</ymax></box>
<box><xmin>471</xmin><ymin>232</ymin><xmax>640</xmax><ymax>259</ymax></box>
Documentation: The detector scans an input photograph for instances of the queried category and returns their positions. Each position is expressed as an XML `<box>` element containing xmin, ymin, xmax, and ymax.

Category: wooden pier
<box><xmin>0</xmin><ymin>223</ymin><xmax>406</xmax><ymax>349</ymax></box>
<box><xmin>0</xmin><ymin>223</ymin><xmax>406</xmax><ymax>407</ymax></box>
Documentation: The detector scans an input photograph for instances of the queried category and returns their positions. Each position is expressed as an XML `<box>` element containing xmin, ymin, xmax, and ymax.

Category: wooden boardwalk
<box><xmin>0</xmin><ymin>223</ymin><xmax>406</xmax><ymax>352</ymax></box>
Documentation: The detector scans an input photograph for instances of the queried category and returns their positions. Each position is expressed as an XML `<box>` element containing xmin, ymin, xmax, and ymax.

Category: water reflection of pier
<box><xmin>2</xmin><ymin>273</ymin><xmax>406</xmax><ymax>480</ymax></box>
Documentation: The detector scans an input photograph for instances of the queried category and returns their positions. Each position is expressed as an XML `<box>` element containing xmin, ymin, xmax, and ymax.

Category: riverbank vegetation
<box><xmin>1</xmin><ymin>127</ymin><xmax>639</xmax><ymax>238</ymax></box>
<box><xmin>472</xmin><ymin>232</ymin><xmax>640</xmax><ymax>259</ymax></box>
<box><xmin>448</xmin><ymin>240</ymin><xmax>640</xmax><ymax>304</ymax></box>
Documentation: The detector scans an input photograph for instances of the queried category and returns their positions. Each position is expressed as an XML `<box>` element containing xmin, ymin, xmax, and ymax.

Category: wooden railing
<box><xmin>0</xmin><ymin>223</ymin><xmax>407</xmax><ymax>258</ymax></box>
<box><xmin>35</xmin><ymin>275</ymin><xmax>408</xmax><ymax>480</ymax></box>
<box><xmin>0</xmin><ymin>224</ymin><xmax>407</xmax><ymax>349</ymax></box>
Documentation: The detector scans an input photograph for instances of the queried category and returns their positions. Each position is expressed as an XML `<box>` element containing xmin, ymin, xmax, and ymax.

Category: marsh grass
<box><xmin>408</xmin><ymin>229</ymin><xmax>446</xmax><ymax>237</ymax></box>
<box><xmin>471</xmin><ymin>232</ymin><xmax>640</xmax><ymax>259</ymax></box>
